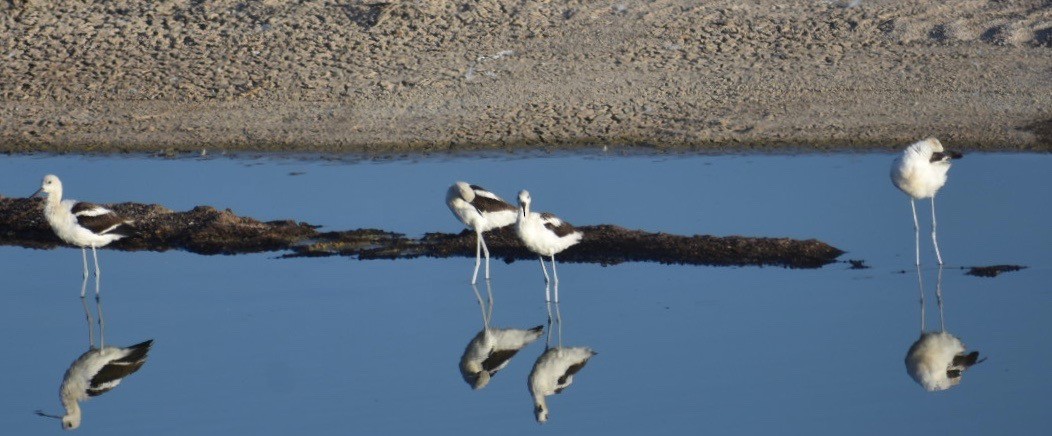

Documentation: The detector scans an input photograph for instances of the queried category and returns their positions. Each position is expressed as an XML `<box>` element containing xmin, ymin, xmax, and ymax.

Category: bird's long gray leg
<box><xmin>96</xmin><ymin>293</ymin><xmax>106</xmax><ymax>348</ymax></box>
<box><xmin>551</xmin><ymin>262</ymin><xmax>561</xmax><ymax>303</ymax></box>
<box><xmin>910</xmin><ymin>199</ymin><xmax>920</xmax><ymax>266</ymax></box>
<box><xmin>915</xmin><ymin>265</ymin><xmax>925</xmax><ymax>334</ymax></box>
<box><xmin>935</xmin><ymin>265</ymin><xmax>946</xmax><ymax>332</ymax></box>
<box><xmin>80</xmin><ymin>265</ymin><xmax>89</xmax><ymax>298</ymax></box>
<box><xmin>550</xmin><ymin>255</ymin><xmax>560</xmax><ymax>292</ymax></box>
<box><xmin>481</xmin><ymin>235</ymin><xmax>492</xmax><ymax>281</ymax></box>
<box><xmin>471</xmin><ymin>232</ymin><xmax>482</xmax><ymax>284</ymax></box>
<box><xmin>92</xmin><ymin>245</ymin><xmax>101</xmax><ymax>296</ymax></box>
<box><xmin>539</xmin><ymin>256</ymin><xmax>551</xmax><ymax>286</ymax></box>
<box><xmin>81</xmin><ymin>248</ymin><xmax>89</xmax><ymax>297</ymax></box>
<box><xmin>931</xmin><ymin>196</ymin><xmax>943</xmax><ymax>265</ymax></box>
<box><xmin>81</xmin><ymin>291</ymin><xmax>95</xmax><ymax>348</ymax></box>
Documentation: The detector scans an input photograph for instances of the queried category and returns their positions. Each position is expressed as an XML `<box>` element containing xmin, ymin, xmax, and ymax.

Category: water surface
<box><xmin>1</xmin><ymin>152</ymin><xmax>1049</xmax><ymax>434</ymax></box>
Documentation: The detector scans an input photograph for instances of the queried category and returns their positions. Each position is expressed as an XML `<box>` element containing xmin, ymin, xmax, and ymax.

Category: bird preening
<box><xmin>459</xmin><ymin>282</ymin><xmax>544</xmax><ymax>390</ymax></box>
<box><xmin>905</xmin><ymin>265</ymin><xmax>984</xmax><ymax>391</ymax></box>
<box><xmin>446</xmin><ymin>182</ymin><xmax>583</xmax><ymax>302</ymax></box>
<box><xmin>446</xmin><ymin>182</ymin><xmax>518</xmax><ymax>284</ymax></box>
<box><xmin>887</xmin><ymin>136</ymin><xmax>963</xmax><ymax>265</ymax></box>
<box><xmin>890</xmin><ymin>138</ymin><xmax>962</xmax><ymax>266</ymax></box>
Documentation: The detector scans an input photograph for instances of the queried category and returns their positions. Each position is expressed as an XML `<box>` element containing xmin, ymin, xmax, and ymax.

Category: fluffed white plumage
<box><xmin>446</xmin><ymin>181</ymin><xmax>518</xmax><ymax>284</ymax></box>
<box><xmin>34</xmin><ymin>174</ymin><xmax>135</xmax><ymax>297</ymax></box>
<box><xmin>890</xmin><ymin>138</ymin><xmax>962</xmax><ymax>265</ymax></box>
<box><xmin>55</xmin><ymin>340</ymin><xmax>153</xmax><ymax>430</ymax></box>
<box><xmin>528</xmin><ymin>346</ymin><xmax>596</xmax><ymax>424</ymax></box>
<box><xmin>515</xmin><ymin>190</ymin><xmax>583</xmax><ymax>301</ymax></box>
<box><xmin>905</xmin><ymin>332</ymin><xmax>981</xmax><ymax>392</ymax></box>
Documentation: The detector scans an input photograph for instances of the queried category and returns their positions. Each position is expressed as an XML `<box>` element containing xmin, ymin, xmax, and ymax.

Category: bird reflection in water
<box><xmin>459</xmin><ymin>281</ymin><xmax>544</xmax><ymax>390</ymax></box>
<box><xmin>528</xmin><ymin>284</ymin><xmax>596</xmax><ymax>423</ymax></box>
<box><xmin>36</xmin><ymin>283</ymin><xmax>154</xmax><ymax>430</ymax></box>
<box><xmin>905</xmin><ymin>266</ymin><xmax>984</xmax><ymax>391</ymax></box>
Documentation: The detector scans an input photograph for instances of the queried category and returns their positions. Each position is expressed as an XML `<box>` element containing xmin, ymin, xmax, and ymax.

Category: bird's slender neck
<box><xmin>44</xmin><ymin>187</ymin><xmax>63</xmax><ymax>208</ymax></box>
<box><xmin>61</xmin><ymin>398</ymin><xmax>80</xmax><ymax>422</ymax></box>
<box><xmin>533</xmin><ymin>394</ymin><xmax>547</xmax><ymax>420</ymax></box>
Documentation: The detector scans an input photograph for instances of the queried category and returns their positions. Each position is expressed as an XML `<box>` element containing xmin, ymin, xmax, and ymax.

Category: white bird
<box><xmin>461</xmin><ymin>326</ymin><xmax>545</xmax><ymax>390</ymax></box>
<box><xmin>905</xmin><ymin>332</ymin><xmax>982</xmax><ymax>392</ymax></box>
<box><xmin>528</xmin><ymin>346</ymin><xmax>596</xmax><ymax>424</ymax></box>
<box><xmin>905</xmin><ymin>265</ymin><xmax>984</xmax><ymax>391</ymax></box>
<box><xmin>460</xmin><ymin>282</ymin><xmax>545</xmax><ymax>389</ymax></box>
<box><xmin>44</xmin><ymin>339</ymin><xmax>153</xmax><ymax>430</ymax></box>
<box><xmin>446</xmin><ymin>182</ymin><xmax>518</xmax><ymax>284</ymax></box>
<box><xmin>515</xmin><ymin>190</ymin><xmax>583</xmax><ymax>302</ymax></box>
<box><xmin>890</xmin><ymin>138</ymin><xmax>962</xmax><ymax>265</ymax></box>
<box><xmin>33</xmin><ymin>174</ymin><xmax>135</xmax><ymax>297</ymax></box>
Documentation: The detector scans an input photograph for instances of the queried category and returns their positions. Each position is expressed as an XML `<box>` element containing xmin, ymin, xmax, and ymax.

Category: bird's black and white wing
<box><xmin>70</xmin><ymin>202</ymin><xmax>135</xmax><ymax>236</ymax></box>
<box><xmin>87</xmin><ymin>340</ymin><xmax>153</xmax><ymax>397</ymax></box>
<box><xmin>468</xmin><ymin>185</ymin><xmax>517</xmax><ymax>215</ymax></box>
<box><xmin>539</xmin><ymin>212</ymin><xmax>578</xmax><ymax>238</ymax></box>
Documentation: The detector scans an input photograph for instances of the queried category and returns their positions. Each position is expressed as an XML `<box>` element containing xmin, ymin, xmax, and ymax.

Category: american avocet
<box><xmin>33</xmin><ymin>174</ymin><xmax>135</xmax><ymax>297</ymax></box>
<box><xmin>905</xmin><ymin>266</ymin><xmax>984</xmax><ymax>391</ymax></box>
<box><xmin>36</xmin><ymin>296</ymin><xmax>152</xmax><ymax>430</ymax></box>
<box><xmin>39</xmin><ymin>339</ymin><xmax>154</xmax><ymax>430</ymax></box>
<box><xmin>906</xmin><ymin>332</ymin><xmax>982</xmax><ymax>391</ymax></box>
<box><xmin>446</xmin><ymin>182</ymin><xmax>518</xmax><ymax>284</ymax></box>
<box><xmin>528</xmin><ymin>301</ymin><xmax>595</xmax><ymax>423</ymax></box>
<box><xmin>890</xmin><ymin>138</ymin><xmax>962</xmax><ymax>265</ymax></box>
<box><xmin>515</xmin><ymin>190</ymin><xmax>582</xmax><ymax>301</ymax></box>
<box><xmin>460</xmin><ymin>282</ymin><xmax>544</xmax><ymax>389</ymax></box>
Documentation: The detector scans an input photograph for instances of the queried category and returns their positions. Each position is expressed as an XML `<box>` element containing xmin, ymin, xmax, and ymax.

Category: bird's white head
<box><xmin>472</xmin><ymin>371</ymin><xmax>491</xmax><ymax>390</ymax></box>
<box><xmin>518</xmin><ymin>190</ymin><xmax>532</xmax><ymax>217</ymax></box>
<box><xmin>534</xmin><ymin>401</ymin><xmax>549</xmax><ymax>423</ymax></box>
<box><xmin>61</xmin><ymin>412</ymin><xmax>80</xmax><ymax>430</ymax></box>
<box><xmin>33</xmin><ymin>174</ymin><xmax>62</xmax><ymax>198</ymax></box>
<box><xmin>451</xmin><ymin>181</ymin><xmax>474</xmax><ymax>202</ymax></box>
<box><xmin>923</xmin><ymin>137</ymin><xmax>944</xmax><ymax>152</ymax></box>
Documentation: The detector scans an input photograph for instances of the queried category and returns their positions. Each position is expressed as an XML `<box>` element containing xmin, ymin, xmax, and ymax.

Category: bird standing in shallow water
<box><xmin>34</xmin><ymin>174</ymin><xmax>135</xmax><ymax>297</ymax></box>
<box><xmin>515</xmin><ymin>190</ymin><xmax>582</xmax><ymax>302</ymax></box>
<box><xmin>890</xmin><ymin>138</ymin><xmax>962</xmax><ymax>265</ymax></box>
<box><xmin>446</xmin><ymin>182</ymin><xmax>518</xmax><ymax>284</ymax></box>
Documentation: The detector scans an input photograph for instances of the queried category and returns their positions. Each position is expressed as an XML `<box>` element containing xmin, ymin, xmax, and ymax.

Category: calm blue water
<box><xmin>0</xmin><ymin>152</ymin><xmax>1049</xmax><ymax>435</ymax></box>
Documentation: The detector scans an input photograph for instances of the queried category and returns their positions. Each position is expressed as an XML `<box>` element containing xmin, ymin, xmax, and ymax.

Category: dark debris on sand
<box><xmin>0</xmin><ymin>197</ymin><xmax>843</xmax><ymax>268</ymax></box>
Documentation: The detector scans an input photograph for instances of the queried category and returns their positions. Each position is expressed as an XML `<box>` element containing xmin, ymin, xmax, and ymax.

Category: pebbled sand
<box><xmin>1</xmin><ymin>0</ymin><xmax>1050</xmax><ymax>153</ymax></box>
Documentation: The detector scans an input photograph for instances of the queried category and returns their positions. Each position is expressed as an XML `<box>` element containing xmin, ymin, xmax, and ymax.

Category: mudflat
<box><xmin>2</xmin><ymin>0</ymin><xmax>1050</xmax><ymax>153</ymax></box>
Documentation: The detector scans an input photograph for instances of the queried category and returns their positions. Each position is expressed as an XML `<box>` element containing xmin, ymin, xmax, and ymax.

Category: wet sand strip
<box><xmin>0</xmin><ymin>197</ymin><xmax>843</xmax><ymax>268</ymax></box>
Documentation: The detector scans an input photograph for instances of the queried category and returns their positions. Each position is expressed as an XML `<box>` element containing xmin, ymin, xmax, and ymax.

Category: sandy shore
<box><xmin>1</xmin><ymin>0</ymin><xmax>1050</xmax><ymax>153</ymax></box>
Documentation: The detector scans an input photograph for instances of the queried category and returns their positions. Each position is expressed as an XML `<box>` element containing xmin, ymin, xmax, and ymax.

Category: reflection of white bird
<box><xmin>33</xmin><ymin>174</ymin><xmax>135</xmax><ymax>297</ymax></box>
<box><xmin>446</xmin><ymin>182</ymin><xmax>518</xmax><ymax>284</ymax></box>
<box><xmin>528</xmin><ymin>346</ymin><xmax>596</xmax><ymax>423</ymax></box>
<box><xmin>905</xmin><ymin>265</ymin><xmax>984</xmax><ymax>391</ymax></box>
<box><xmin>890</xmin><ymin>138</ymin><xmax>962</xmax><ymax>265</ymax></box>
<box><xmin>461</xmin><ymin>326</ymin><xmax>544</xmax><ymax>390</ymax></box>
<box><xmin>515</xmin><ymin>190</ymin><xmax>583</xmax><ymax>301</ymax></box>
<box><xmin>906</xmin><ymin>333</ymin><xmax>982</xmax><ymax>391</ymax></box>
<box><xmin>460</xmin><ymin>282</ymin><xmax>544</xmax><ymax>389</ymax></box>
<box><xmin>52</xmin><ymin>340</ymin><xmax>154</xmax><ymax>430</ymax></box>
